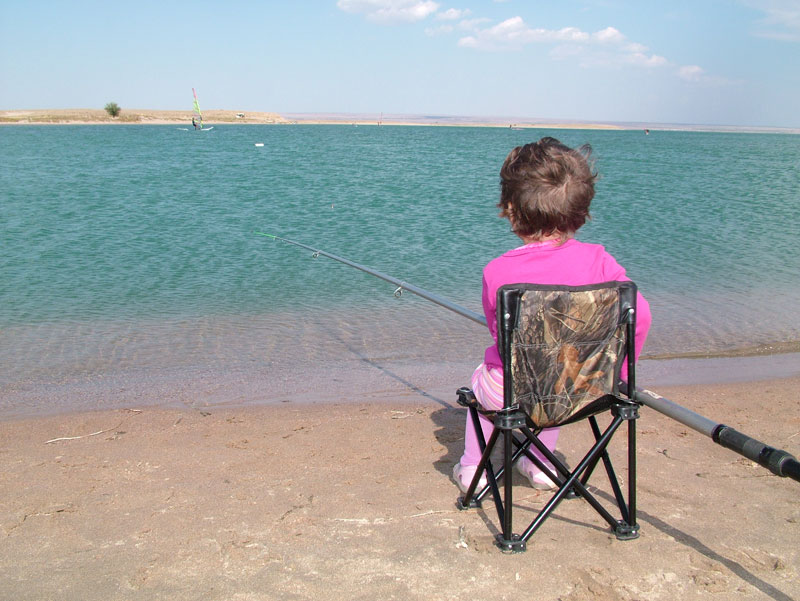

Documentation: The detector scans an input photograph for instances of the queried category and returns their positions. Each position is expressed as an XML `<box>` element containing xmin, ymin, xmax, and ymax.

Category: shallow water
<box><xmin>1</xmin><ymin>124</ymin><xmax>799</xmax><ymax>416</ymax></box>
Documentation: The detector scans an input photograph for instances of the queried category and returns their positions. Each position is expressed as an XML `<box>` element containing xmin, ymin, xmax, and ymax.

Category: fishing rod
<box><xmin>258</xmin><ymin>232</ymin><xmax>799</xmax><ymax>483</ymax></box>
<box><xmin>254</xmin><ymin>232</ymin><xmax>485</xmax><ymax>325</ymax></box>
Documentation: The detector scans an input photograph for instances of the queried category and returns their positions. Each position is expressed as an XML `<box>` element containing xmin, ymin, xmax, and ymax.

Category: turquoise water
<box><xmin>1</xmin><ymin>124</ymin><xmax>799</xmax><ymax>415</ymax></box>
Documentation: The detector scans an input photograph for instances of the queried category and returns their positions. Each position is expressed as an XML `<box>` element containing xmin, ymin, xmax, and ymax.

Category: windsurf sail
<box><xmin>192</xmin><ymin>88</ymin><xmax>203</xmax><ymax>130</ymax></box>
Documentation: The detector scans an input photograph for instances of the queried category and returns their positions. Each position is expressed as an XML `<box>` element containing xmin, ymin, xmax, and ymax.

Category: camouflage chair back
<box><xmin>456</xmin><ymin>281</ymin><xmax>640</xmax><ymax>553</ymax></box>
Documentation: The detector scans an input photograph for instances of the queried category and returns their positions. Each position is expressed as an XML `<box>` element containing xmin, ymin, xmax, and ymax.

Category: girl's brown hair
<box><xmin>498</xmin><ymin>137</ymin><xmax>596</xmax><ymax>239</ymax></box>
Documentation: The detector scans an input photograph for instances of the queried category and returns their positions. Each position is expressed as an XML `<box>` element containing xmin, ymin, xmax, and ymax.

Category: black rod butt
<box><xmin>713</xmin><ymin>425</ymin><xmax>800</xmax><ymax>482</ymax></box>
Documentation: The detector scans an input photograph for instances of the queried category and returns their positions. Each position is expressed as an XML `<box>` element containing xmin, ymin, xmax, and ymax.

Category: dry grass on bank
<box><xmin>0</xmin><ymin>108</ymin><xmax>287</xmax><ymax>124</ymax></box>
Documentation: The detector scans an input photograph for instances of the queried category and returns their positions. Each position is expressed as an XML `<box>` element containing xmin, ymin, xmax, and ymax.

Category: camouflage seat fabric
<box><xmin>510</xmin><ymin>287</ymin><xmax>626</xmax><ymax>428</ymax></box>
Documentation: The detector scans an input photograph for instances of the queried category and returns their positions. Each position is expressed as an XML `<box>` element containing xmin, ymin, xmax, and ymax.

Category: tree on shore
<box><xmin>104</xmin><ymin>102</ymin><xmax>121</xmax><ymax>118</ymax></box>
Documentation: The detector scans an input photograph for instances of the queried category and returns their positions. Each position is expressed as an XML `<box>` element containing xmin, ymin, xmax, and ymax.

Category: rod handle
<box><xmin>713</xmin><ymin>425</ymin><xmax>800</xmax><ymax>482</ymax></box>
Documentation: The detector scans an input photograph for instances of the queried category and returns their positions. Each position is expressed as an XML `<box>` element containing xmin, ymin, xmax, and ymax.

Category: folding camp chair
<box><xmin>456</xmin><ymin>281</ymin><xmax>640</xmax><ymax>553</ymax></box>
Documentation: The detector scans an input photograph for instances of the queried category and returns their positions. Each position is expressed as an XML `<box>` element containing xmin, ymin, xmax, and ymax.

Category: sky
<box><xmin>1</xmin><ymin>0</ymin><xmax>799</xmax><ymax>127</ymax></box>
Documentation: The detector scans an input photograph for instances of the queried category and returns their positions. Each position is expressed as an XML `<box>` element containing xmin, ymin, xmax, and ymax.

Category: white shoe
<box><xmin>452</xmin><ymin>462</ymin><xmax>487</xmax><ymax>494</ymax></box>
<box><xmin>516</xmin><ymin>457</ymin><xmax>558</xmax><ymax>490</ymax></box>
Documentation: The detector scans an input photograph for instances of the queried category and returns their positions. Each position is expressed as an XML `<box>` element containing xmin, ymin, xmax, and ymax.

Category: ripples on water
<box><xmin>1</xmin><ymin>125</ymin><xmax>798</xmax><ymax>413</ymax></box>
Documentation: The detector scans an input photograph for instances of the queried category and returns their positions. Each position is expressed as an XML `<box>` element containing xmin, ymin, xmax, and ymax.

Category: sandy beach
<box><xmin>1</xmin><ymin>370</ymin><xmax>798</xmax><ymax>601</ymax></box>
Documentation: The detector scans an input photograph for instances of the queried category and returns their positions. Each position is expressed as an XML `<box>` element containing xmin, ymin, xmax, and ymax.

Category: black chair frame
<box><xmin>456</xmin><ymin>282</ymin><xmax>641</xmax><ymax>553</ymax></box>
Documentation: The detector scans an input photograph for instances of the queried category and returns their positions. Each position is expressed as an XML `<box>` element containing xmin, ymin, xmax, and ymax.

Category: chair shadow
<box><xmin>632</xmin><ymin>501</ymin><xmax>795</xmax><ymax>601</ymax></box>
<box><xmin>459</xmin><ymin>464</ymin><xmax>795</xmax><ymax>601</ymax></box>
<box><xmin>467</xmin><ymin>490</ymin><xmax>796</xmax><ymax>601</ymax></box>
<box><xmin>428</xmin><ymin>405</ymin><xmax>570</xmax><ymax>481</ymax></box>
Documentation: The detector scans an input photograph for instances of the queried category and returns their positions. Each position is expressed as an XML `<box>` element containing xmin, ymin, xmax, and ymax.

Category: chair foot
<box><xmin>456</xmin><ymin>496</ymin><xmax>481</xmax><ymax>510</ymax></box>
<box><xmin>495</xmin><ymin>533</ymin><xmax>527</xmax><ymax>553</ymax></box>
<box><xmin>614</xmin><ymin>520</ymin><xmax>640</xmax><ymax>541</ymax></box>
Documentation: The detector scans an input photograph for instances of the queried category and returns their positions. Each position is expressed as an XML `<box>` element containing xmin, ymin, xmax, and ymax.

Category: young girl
<box><xmin>453</xmin><ymin>137</ymin><xmax>652</xmax><ymax>492</ymax></box>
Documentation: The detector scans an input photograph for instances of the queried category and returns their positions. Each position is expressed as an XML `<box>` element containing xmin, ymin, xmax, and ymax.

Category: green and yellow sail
<box><xmin>192</xmin><ymin>88</ymin><xmax>203</xmax><ymax>129</ymax></box>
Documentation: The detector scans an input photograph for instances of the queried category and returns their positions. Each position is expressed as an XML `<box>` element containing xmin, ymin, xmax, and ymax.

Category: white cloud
<box><xmin>627</xmin><ymin>52</ymin><xmax>668</xmax><ymax>67</ymax></box>
<box><xmin>675</xmin><ymin>64</ymin><xmax>737</xmax><ymax>86</ymax></box>
<box><xmin>742</xmin><ymin>0</ymin><xmax>800</xmax><ymax>41</ymax></box>
<box><xmin>337</xmin><ymin>0</ymin><xmax>440</xmax><ymax>24</ymax></box>
<box><xmin>426</xmin><ymin>15</ymin><xmax>487</xmax><ymax>36</ymax></box>
<box><xmin>340</xmin><ymin>2</ymin><xmax>712</xmax><ymax>84</ymax></box>
<box><xmin>457</xmin><ymin>17</ymin><xmax>492</xmax><ymax>31</ymax></box>
<box><xmin>458</xmin><ymin>16</ymin><xmax>597</xmax><ymax>49</ymax></box>
<box><xmin>592</xmin><ymin>26</ymin><xmax>626</xmax><ymax>44</ymax></box>
<box><xmin>436</xmin><ymin>8</ymin><xmax>471</xmax><ymax>21</ymax></box>
<box><xmin>551</xmin><ymin>27</ymin><xmax>592</xmax><ymax>42</ymax></box>
<box><xmin>623</xmin><ymin>42</ymin><xmax>648</xmax><ymax>53</ymax></box>
<box><xmin>457</xmin><ymin>16</ymin><xmax>666</xmax><ymax>71</ymax></box>
<box><xmin>678</xmin><ymin>65</ymin><xmax>705</xmax><ymax>81</ymax></box>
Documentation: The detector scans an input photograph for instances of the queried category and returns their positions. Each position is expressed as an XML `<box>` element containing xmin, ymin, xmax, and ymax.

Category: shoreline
<box><xmin>642</xmin><ymin>340</ymin><xmax>800</xmax><ymax>361</ymax></box>
<box><xmin>1</xmin><ymin>375</ymin><xmax>797</xmax><ymax>600</ymax></box>
<box><xmin>2</xmin><ymin>109</ymin><xmax>798</xmax><ymax>134</ymax></box>
<box><xmin>2</xmin><ymin>351</ymin><xmax>799</xmax><ymax>423</ymax></box>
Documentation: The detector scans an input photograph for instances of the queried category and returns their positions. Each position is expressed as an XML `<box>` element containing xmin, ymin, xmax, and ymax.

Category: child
<box><xmin>453</xmin><ymin>137</ymin><xmax>652</xmax><ymax>492</ymax></box>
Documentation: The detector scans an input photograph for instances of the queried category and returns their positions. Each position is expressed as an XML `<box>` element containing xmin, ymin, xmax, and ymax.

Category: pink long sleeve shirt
<box><xmin>481</xmin><ymin>238</ymin><xmax>652</xmax><ymax>370</ymax></box>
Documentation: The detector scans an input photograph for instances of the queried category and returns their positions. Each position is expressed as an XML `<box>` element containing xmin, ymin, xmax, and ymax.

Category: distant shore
<box><xmin>0</xmin><ymin>109</ymin><xmax>287</xmax><ymax>125</ymax></box>
<box><xmin>0</xmin><ymin>108</ymin><xmax>621</xmax><ymax>129</ymax></box>
<box><xmin>3</xmin><ymin>109</ymin><xmax>797</xmax><ymax>133</ymax></box>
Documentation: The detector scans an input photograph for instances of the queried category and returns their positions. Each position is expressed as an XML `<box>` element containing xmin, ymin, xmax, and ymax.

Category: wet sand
<box><xmin>1</xmin><ymin>370</ymin><xmax>798</xmax><ymax>600</ymax></box>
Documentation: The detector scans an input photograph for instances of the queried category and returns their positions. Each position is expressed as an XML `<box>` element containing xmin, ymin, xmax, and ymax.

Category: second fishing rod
<box><xmin>256</xmin><ymin>231</ymin><xmax>799</xmax><ymax>483</ymax></box>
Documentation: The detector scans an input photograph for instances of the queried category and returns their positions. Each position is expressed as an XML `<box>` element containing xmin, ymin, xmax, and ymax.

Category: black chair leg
<box><xmin>455</xmin><ymin>392</ymin><xmax>641</xmax><ymax>549</ymax></box>
<box><xmin>496</xmin><ymin>427</ymin><xmax>526</xmax><ymax>553</ymax></box>
<box><xmin>614</xmin><ymin>407</ymin><xmax>640</xmax><ymax>540</ymax></box>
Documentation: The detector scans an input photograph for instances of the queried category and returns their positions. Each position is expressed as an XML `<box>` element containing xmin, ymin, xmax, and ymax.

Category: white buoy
<box><xmin>255</xmin><ymin>143</ymin><xmax>264</xmax><ymax>147</ymax></box>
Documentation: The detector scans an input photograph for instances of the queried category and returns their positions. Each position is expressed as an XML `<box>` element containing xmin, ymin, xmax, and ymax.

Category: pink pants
<box><xmin>460</xmin><ymin>363</ymin><xmax>559</xmax><ymax>468</ymax></box>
